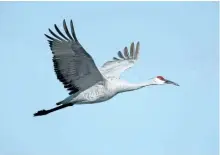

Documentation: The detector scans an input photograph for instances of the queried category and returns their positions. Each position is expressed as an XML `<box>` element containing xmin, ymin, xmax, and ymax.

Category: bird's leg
<box><xmin>33</xmin><ymin>103</ymin><xmax>74</xmax><ymax>117</ymax></box>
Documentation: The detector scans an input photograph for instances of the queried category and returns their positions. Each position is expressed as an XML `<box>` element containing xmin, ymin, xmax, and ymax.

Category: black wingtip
<box><xmin>44</xmin><ymin>33</ymin><xmax>48</xmax><ymax>38</ymax></box>
<box><xmin>63</xmin><ymin>19</ymin><xmax>74</xmax><ymax>40</ymax></box>
<box><xmin>63</xmin><ymin>19</ymin><xmax>67</xmax><ymax>27</ymax></box>
<box><xmin>70</xmin><ymin>20</ymin><xmax>78</xmax><ymax>42</ymax></box>
<box><xmin>54</xmin><ymin>23</ymin><xmax>69</xmax><ymax>41</ymax></box>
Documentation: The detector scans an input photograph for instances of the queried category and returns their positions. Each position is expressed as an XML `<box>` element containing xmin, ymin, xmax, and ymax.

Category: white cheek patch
<box><xmin>155</xmin><ymin>78</ymin><xmax>165</xmax><ymax>84</ymax></box>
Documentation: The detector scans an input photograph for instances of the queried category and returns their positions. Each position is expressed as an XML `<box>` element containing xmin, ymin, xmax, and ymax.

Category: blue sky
<box><xmin>0</xmin><ymin>2</ymin><xmax>219</xmax><ymax>155</ymax></box>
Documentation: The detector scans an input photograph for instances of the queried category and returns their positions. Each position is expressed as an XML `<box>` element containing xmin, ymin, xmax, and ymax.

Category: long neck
<box><xmin>118</xmin><ymin>80</ymin><xmax>155</xmax><ymax>92</ymax></box>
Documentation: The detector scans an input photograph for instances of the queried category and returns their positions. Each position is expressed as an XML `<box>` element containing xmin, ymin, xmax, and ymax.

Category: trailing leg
<box><xmin>33</xmin><ymin>103</ymin><xmax>74</xmax><ymax>117</ymax></box>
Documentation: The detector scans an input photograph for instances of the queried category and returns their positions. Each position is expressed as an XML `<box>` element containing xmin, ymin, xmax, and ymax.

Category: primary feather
<box><xmin>45</xmin><ymin>20</ymin><xmax>104</xmax><ymax>95</ymax></box>
<box><xmin>100</xmin><ymin>41</ymin><xmax>140</xmax><ymax>79</ymax></box>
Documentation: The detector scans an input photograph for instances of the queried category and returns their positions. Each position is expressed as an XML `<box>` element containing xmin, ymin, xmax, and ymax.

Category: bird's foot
<box><xmin>33</xmin><ymin>109</ymin><xmax>48</xmax><ymax>117</ymax></box>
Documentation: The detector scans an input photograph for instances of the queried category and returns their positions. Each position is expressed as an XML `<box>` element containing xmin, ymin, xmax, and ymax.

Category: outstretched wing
<box><xmin>100</xmin><ymin>42</ymin><xmax>140</xmax><ymax>79</ymax></box>
<box><xmin>45</xmin><ymin>20</ymin><xmax>104</xmax><ymax>95</ymax></box>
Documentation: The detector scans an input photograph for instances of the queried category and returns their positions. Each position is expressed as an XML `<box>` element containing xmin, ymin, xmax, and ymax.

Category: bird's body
<box><xmin>63</xmin><ymin>80</ymin><xmax>117</xmax><ymax>105</ymax></box>
<box><xmin>59</xmin><ymin>78</ymin><xmax>140</xmax><ymax>105</ymax></box>
<box><xmin>33</xmin><ymin>20</ymin><xmax>179</xmax><ymax>117</ymax></box>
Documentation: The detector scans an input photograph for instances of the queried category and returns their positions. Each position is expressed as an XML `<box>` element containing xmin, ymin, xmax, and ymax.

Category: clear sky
<box><xmin>0</xmin><ymin>1</ymin><xmax>219</xmax><ymax>155</ymax></box>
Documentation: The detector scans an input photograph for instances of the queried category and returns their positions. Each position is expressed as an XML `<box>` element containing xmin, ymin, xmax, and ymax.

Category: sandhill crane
<box><xmin>34</xmin><ymin>20</ymin><xmax>179</xmax><ymax>117</ymax></box>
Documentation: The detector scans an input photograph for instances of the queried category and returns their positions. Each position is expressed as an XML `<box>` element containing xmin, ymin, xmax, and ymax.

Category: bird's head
<box><xmin>150</xmin><ymin>76</ymin><xmax>179</xmax><ymax>86</ymax></box>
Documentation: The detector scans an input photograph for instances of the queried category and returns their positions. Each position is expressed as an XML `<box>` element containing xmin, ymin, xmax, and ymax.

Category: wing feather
<box><xmin>130</xmin><ymin>42</ymin><xmax>135</xmax><ymax>58</ymax></box>
<box><xmin>70</xmin><ymin>20</ymin><xmax>79</xmax><ymax>42</ymax></box>
<box><xmin>118</xmin><ymin>51</ymin><xmax>125</xmax><ymax>59</ymax></box>
<box><xmin>54</xmin><ymin>24</ymin><xmax>69</xmax><ymax>41</ymax></box>
<box><xmin>49</xmin><ymin>29</ymin><xmax>64</xmax><ymax>41</ymax></box>
<box><xmin>113</xmin><ymin>57</ymin><xmax>120</xmax><ymax>61</ymax></box>
<box><xmin>63</xmin><ymin>20</ymin><xmax>74</xmax><ymax>40</ymax></box>
<box><xmin>134</xmin><ymin>41</ymin><xmax>140</xmax><ymax>59</ymax></box>
<box><xmin>45</xmin><ymin>34</ymin><xmax>57</xmax><ymax>41</ymax></box>
<box><xmin>123</xmin><ymin>47</ymin><xmax>129</xmax><ymax>59</ymax></box>
<box><xmin>45</xmin><ymin>20</ymin><xmax>104</xmax><ymax>95</ymax></box>
<box><xmin>101</xmin><ymin>42</ymin><xmax>140</xmax><ymax>79</ymax></box>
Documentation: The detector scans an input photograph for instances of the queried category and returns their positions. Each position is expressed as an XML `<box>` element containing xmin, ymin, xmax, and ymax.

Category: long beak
<box><xmin>165</xmin><ymin>80</ymin><xmax>179</xmax><ymax>86</ymax></box>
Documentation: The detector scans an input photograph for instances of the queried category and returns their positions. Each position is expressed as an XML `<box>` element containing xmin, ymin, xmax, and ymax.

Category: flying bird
<box><xmin>34</xmin><ymin>20</ymin><xmax>179</xmax><ymax>117</ymax></box>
